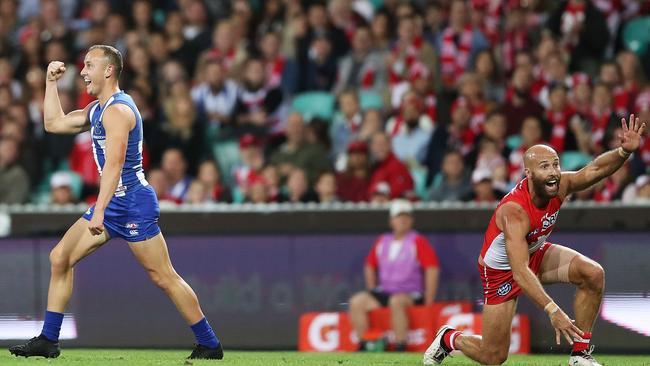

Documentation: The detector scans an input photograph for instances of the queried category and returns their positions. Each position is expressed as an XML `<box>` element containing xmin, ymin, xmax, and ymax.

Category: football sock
<box><xmin>191</xmin><ymin>317</ymin><xmax>220</xmax><ymax>349</ymax></box>
<box><xmin>40</xmin><ymin>311</ymin><xmax>64</xmax><ymax>342</ymax></box>
<box><xmin>443</xmin><ymin>330</ymin><xmax>462</xmax><ymax>352</ymax></box>
<box><xmin>572</xmin><ymin>331</ymin><xmax>592</xmax><ymax>353</ymax></box>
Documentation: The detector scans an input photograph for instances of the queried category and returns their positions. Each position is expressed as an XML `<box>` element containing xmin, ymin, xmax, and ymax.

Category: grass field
<box><xmin>2</xmin><ymin>350</ymin><xmax>650</xmax><ymax>366</ymax></box>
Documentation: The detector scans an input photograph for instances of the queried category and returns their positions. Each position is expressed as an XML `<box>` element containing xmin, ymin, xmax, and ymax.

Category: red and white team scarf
<box><xmin>560</xmin><ymin>2</ymin><xmax>585</xmax><ymax>50</ymax></box>
<box><xmin>501</xmin><ymin>29</ymin><xmax>528</xmax><ymax>74</ymax></box>
<box><xmin>424</xmin><ymin>93</ymin><xmax>437</xmax><ymax>124</ymax></box>
<box><xmin>440</xmin><ymin>27</ymin><xmax>473</xmax><ymax>86</ymax></box>
<box><xmin>613</xmin><ymin>84</ymin><xmax>637</xmax><ymax>116</ymax></box>
<box><xmin>588</xmin><ymin>107</ymin><xmax>612</xmax><ymax>150</ymax></box>
<box><xmin>546</xmin><ymin>106</ymin><xmax>576</xmax><ymax>154</ymax></box>
<box><xmin>388</xmin><ymin>36</ymin><xmax>424</xmax><ymax>86</ymax></box>
<box><xmin>266</xmin><ymin>57</ymin><xmax>285</xmax><ymax>89</ymax></box>
<box><xmin>593</xmin><ymin>178</ymin><xmax>617</xmax><ymax>202</ymax></box>
<box><xmin>639</xmin><ymin>137</ymin><xmax>650</xmax><ymax>167</ymax></box>
<box><xmin>208</xmin><ymin>47</ymin><xmax>236</xmax><ymax>72</ymax></box>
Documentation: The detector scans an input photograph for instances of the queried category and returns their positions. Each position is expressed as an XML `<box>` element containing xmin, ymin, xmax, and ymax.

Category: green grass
<box><xmin>1</xmin><ymin>350</ymin><xmax>649</xmax><ymax>366</ymax></box>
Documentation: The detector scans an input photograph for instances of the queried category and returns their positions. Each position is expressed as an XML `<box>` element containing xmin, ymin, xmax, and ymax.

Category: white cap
<box><xmin>390</xmin><ymin>199</ymin><xmax>413</xmax><ymax>218</ymax></box>
<box><xmin>50</xmin><ymin>171</ymin><xmax>72</xmax><ymax>189</ymax></box>
<box><xmin>635</xmin><ymin>175</ymin><xmax>650</xmax><ymax>188</ymax></box>
<box><xmin>472</xmin><ymin>168</ymin><xmax>493</xmax><ymax>184</ymax></box>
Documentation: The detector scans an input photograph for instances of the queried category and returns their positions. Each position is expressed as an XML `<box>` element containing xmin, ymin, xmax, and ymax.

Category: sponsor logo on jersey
<box><xmin>541</xmin><ymin>211</ymin><xmax>559</xmax><ymax>231</ymax></box>
<box><xmin>129</xmin><ymin>230</ymin><xmax>139</xmax><ymax>236</ymax></box>
<box><xmin>497</xmin><ymin>282</ymin><xmax>512</xmax><ymax>297</ymax></box>
<box><xmin>126</xmin><ymin>222</ymin><xmax>138</xmax><ymax>229</ymax></box>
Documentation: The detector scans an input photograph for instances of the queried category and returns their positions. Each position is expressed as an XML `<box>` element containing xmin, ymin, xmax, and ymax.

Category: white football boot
<box><xmin>423</xmin><ymin>325</ymin><xmax>454</xmax><ymax>365</ymax></box>
<box><xmin>568</xmin><ymin>345</ymin><xmax>603</xmax><ymax>366</ymax></box>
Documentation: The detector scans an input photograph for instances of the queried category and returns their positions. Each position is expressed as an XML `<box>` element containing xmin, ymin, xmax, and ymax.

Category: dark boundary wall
<box><xmin>7</xmin><ymin>204</ymin><xmax>650</xmax><ymax>236</ymax></box>
<box><xmin>0</xmin><ymin>230</ymin><xmax>648</xmax><ymax>352</ymax></box>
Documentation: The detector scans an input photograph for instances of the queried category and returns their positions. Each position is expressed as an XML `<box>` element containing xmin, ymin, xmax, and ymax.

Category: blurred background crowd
<box><xmin>0</xmin><ymin>0</ymin><xmax>649</xmax><ymax>206</ymax></box>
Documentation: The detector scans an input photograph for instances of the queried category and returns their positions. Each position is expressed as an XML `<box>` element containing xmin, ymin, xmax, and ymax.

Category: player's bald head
<box><xmin>524</xmin><ymin>144</ymin><xmax>559</xmax><ymax>169</ymax></box>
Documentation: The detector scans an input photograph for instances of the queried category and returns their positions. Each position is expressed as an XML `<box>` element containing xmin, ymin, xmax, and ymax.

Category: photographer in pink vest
<box><xmin>348</xmin><ymin>199</ymin><xmax>440</xmax><ymax>351</ymax></box>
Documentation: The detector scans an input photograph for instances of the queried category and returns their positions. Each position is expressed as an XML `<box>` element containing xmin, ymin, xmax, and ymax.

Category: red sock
<box><xmin>443</xmin><ymin>330</ymin><xmax>462</xmax><ymax>351</ymax></box>
<box><xmin>572</xmin><ymin>331</ymin><xmax>592</xmax><ymax>353</ymax></box>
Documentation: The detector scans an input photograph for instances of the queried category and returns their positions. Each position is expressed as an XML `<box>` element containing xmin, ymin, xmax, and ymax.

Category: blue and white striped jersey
<box><xmin>88</xmin><ymin>90</ymin><xmax>148</xmax><ymax>196</ymax></box>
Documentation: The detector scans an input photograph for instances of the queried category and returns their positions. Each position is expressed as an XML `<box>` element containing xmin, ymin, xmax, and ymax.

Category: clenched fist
<box><xmin>47</xmin><ymin>61</ymin><xmax>66</xmax><ymax>82</ymax></box>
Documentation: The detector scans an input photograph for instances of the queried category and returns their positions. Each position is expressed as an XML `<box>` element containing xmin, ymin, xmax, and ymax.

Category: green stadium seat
<box><xmin>291</xmin><ymin>92</ymin><xmax>335</xmax><ymax>121</ymax></box>
<box><xmin>506</xmin><ymin>135</ymin><xmax>523</xmax><ymax>150</ymax></box>
<box><xmin>211</xmin><ymin>139</ymin><xmax>241</xmax><ymax>187</ymax></box>
<box><xmin>359</xmin><ymin>90</ymin><xmax>383</xmax><ymax>111</ymax></box>
<box><xmin>410</xmin><ymin>166</ymin><xmax>429</xmax><ymax>200</ymax></box>
<box><xmin>622</xmin><ymin>16</ymin><xmax>650</xmax><ymax>56</ymax></box>
<box><xmin>561</xmin><ymin>151</ymin><xmax>592</xmax><ymax>171</ymax></box>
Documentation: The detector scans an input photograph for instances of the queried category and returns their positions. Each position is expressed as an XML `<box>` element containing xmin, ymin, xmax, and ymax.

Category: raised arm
<box><xmin>499</xmin><ymin>202</ymin><xmax>582</xmax><ymax>345</ymax></box>
<box><xmin>561</xmin><ymin>114</ymin><xmax>647</xmax><ymax>196</ymax></box>
<box><xmin>44</xmin><ymin>61</ymin><xmax>92</xmax><ymax>134</ymax></box>
<box><xmin>87</xmin><ymin>104</ymin><xmax>135</xmax><ymax>236</ymax></box>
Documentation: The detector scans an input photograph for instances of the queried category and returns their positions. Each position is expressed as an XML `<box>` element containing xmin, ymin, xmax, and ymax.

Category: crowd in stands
<box><xmin>0</xmin><ymin>0</ymin><xmax>649</xmax><ymax>206</ymax></box>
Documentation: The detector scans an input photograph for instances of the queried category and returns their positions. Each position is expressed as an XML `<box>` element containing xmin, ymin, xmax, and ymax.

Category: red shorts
<box><xmin>478</xmin><ymin>242</ymin><xmax>552</xmax><ymax>305</ymax></box>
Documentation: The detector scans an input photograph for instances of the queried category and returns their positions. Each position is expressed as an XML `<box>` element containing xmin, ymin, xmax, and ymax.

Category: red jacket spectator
<box><xmin>369</xmin><ymin>149</ymin><xmax>414</xmax><ymax>199</ymax></box>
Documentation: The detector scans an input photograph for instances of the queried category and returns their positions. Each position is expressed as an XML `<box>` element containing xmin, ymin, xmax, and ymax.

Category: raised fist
<box><xmin>47</xmin><ymin>61</ymin><xmax>66</xmax><ymax>82</ymax></box>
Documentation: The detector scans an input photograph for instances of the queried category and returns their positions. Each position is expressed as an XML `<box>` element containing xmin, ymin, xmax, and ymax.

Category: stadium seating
<box><xmin>622</xmin><ymin>16</ymin><xmax>650</xmax><ymax>56</ymax></box>
<box><xmin>291</xmin><ymin>92</ymin><xmax>336</xmax><ymax>121</ymax></box>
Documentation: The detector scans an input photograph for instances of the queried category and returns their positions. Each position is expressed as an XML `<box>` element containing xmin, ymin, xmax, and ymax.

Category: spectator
<box><xmin>370</xmin><ymin>10</ymin><xmax>391</xmax><ymax>52</ymax></box>
<box><xmin>146</xmin><ymin>168</ymin><xmax>174</xmax><ymax>204</ymax></box>
<box><xmin>270</xmin><ymin>112</ymin><xmax>330</xmax><ymax>183</ymax></box>
<box><xmin>501</xmin><ymin>66</ymin><xmax>544</xmax><ymax>136</ymax></box>
<box><xmin>164</xmin><ymin>11</ymin><xmax>196</xmax><ymax>74</ymax></box>
<box><xmin>233</xmin><ymin>57</ymin><xmax>284</xmax><ymax>135</ymax></box>
<box><xmin>468</xmin><ymin>169</ymin><xmax>503</xmax><ymax>203</ymax></box>
<box><xmin>184</xmin><ymin>180</ymin><xmax>210</xmax><ymax>204</ymax></box>
<box><xmin>437</xmin><ymin>0</ymin><xmax>489</xmax><ymax>88</ymax></box>
<box><xmin>388</xmin><ymin>15</ymin><xmax>437</xmax><ymax>88</ymax></box>
<box><xmin>593</xmin><ymin>162</ymin><xmax>631</xmax><ymax>202</ymax></box>
<box><xmin>234</xmin><ymin>134</ymin><xmax>265</xmax><ymax>196</ymax></box>
<box><xmin>473</xmin><ymin>139</ymin><xmax>509</xmax><ymax>193</ymax></box>
<box><xmin>547</xmin><ymin>0</ymin><xmax>609</xmax><ymax>74</ymax></box>
<box><xmin>191</xmin><ymin>58</ymin><xmax>238</xmax><ymax>127</ymax></box>
<box><xmin>261</xmin><ymin>164</ymin><xmax>281</xmax><ymax>202</ymax></box>
<box><xmin>622</xmin><ymin>175</ymin><xmax>650</xmax><ymax>203</ymax></box>
<box><xmin>48</xmin><ymin>171</ymin><xmax>75</xmax><ymax>205</ymax></box>
<box><xmin>386</xmin><ymin>91</ymin><xmax>434</xmax><ymax>167</ymax></box>
<box><xmin>368</xmin><ymin>132</ymin><xmax>414</xmax><ymax>199</ymax></box>
<box><xmin>544</xmin><ymin>82</ymin><xmax>588</xmax><ymax>154</ymax></box>
<box><xmin>197</xmin><ymin>159</ymin><xmax>232</xmax><ymax>203</ymax></box>
<box><xmin>348</xmin><ymin>199</ymin><xmax>439</xmax><ymax>352</ymax></box>
<box><xmin>369</xmin><ymin>181</ymin><xmax>391</xmax><ymax>204</ymax></box>
<box><xmin>336</xmin><ymin>141</ymin><xmax>371</xmax><ymax>202</ymax></box>
<box><xmin>298</xmin><ymin>35</ymin><xmax>338</xmax><ymax>92</ymax></box>
<box><xmin>331</xmin><ymin>90</ymin><xmax>364</xmax><ymax>161</ymax></box>
<box><xmin>279</xmin><ymin>168</ymin><xmax>317</xmax><ymax>203</ymax></box>
<box><xmin>246</xmin><ymin>175</ymin><xmax>269</xmax><ymax>204</ymax></box>
<box><xmin>509</xmin><ymin>116</ymin><xmax>545</xmax><ymax>184</ymax></box>
<box><xmin>457</xmin><ymin>73</ymin><xmax>490</xmax><ymax>133</ymax></box>
<box><xmin>358</xmin><ymin>109</ymin><xmax>383</xmax><ymax>143</ymax></box>
<box><xmin>586</xmin><ymin>82</ymin><xmax>618</xmax><ymax>154</ymax></box>
<box><xmin>424</xmin><ymin>97</ymin><xmax>475</xmax><ymax>185</ymax></box>
<box><xmin>305</xmin><ymin>118</ymin><xmax>332</xmax><ymax>152</ymax></box>
<box><xmin>315</xmin><ymin>171</ymin><xmax>339</xmax><ymax>204</ymax></box>
<box><xmin>160</xmin><ymin>148</ymin><xmax>192</xmax><ymax>203</ymax></box>
<box><xmin>474</xmin><ymin>50</ymin><xmax>504</xmax><ymax>103</ymax></box>
<box><xmin>333</xmin><ymin>26</ymin><xmax>387</xmax><ymax>95</ymax></box>
<box><xmin>615</xmin><ymin>50</ymin><xmax>643</xmax><ymax>116</ymax></box>
<box><xmin>260</xmin><ymin>32</ymin><xmax>286</xmax><ymax>90</ymax></box>
<box><xmin>207</xmin><ymin>19</ymin><xmax>248</xmax><ymax>77</ymax></box>
<box><xmin>150</xmin><ymin>92</ymin><xmax>206</xmax><ymax>174</ymax></box>
<box><xmin>570</xmin><ymin>72</ymin><xmax>592</xmax><ymax>115</ymax></box>
<box><xmin>0</xmin><ymin>138</ymin><xmax>30</xmax><ymax>203</ymax></box>
<box><xmin>428</xmin><ymin>150</ymin><xmax>472</xmax><ymax>202</ymax></box>
<box><xmin>500</xmin><ymin>3</ymin><xmax>532</xmax><ymax>75</ymax></box>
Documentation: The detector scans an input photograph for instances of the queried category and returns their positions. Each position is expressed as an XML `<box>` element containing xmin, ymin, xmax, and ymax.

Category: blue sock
<box><xmin>40</xmin><ymin>311</ymin><xmax>64</xmax><ymax>342</ymax></box>
<box><xmin>190</xmin><ymin>318</ymin><xmax>220</xmax><ymax>349</ymax></box>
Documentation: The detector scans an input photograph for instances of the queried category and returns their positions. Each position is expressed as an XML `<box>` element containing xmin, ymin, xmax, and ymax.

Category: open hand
<box><xmin>47</xmin><ymin>61</ymin><xmax>66</xmax><ymax>82</ymax></box>
<box><xmin>620</xmin><ymin>113</ymin><xmax>647</xmax><ymax>153</ymax></box>
<box><xmin>549</xmin><ymin>308</ymin><xmax>583</xmax><ymax>345</ymax></box>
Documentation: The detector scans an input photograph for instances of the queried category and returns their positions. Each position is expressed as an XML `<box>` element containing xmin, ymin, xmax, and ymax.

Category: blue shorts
<box><xmin>82</xmin><ymin>185</ymin><xmax>161</xmax><ymax>242</ymax></box>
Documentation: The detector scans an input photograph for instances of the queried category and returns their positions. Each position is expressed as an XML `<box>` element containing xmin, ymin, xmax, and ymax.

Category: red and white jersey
<box><xmin>480</xmin><ymin>178</ymin><xmax>564</xmax><ymax>270</ymax></box>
